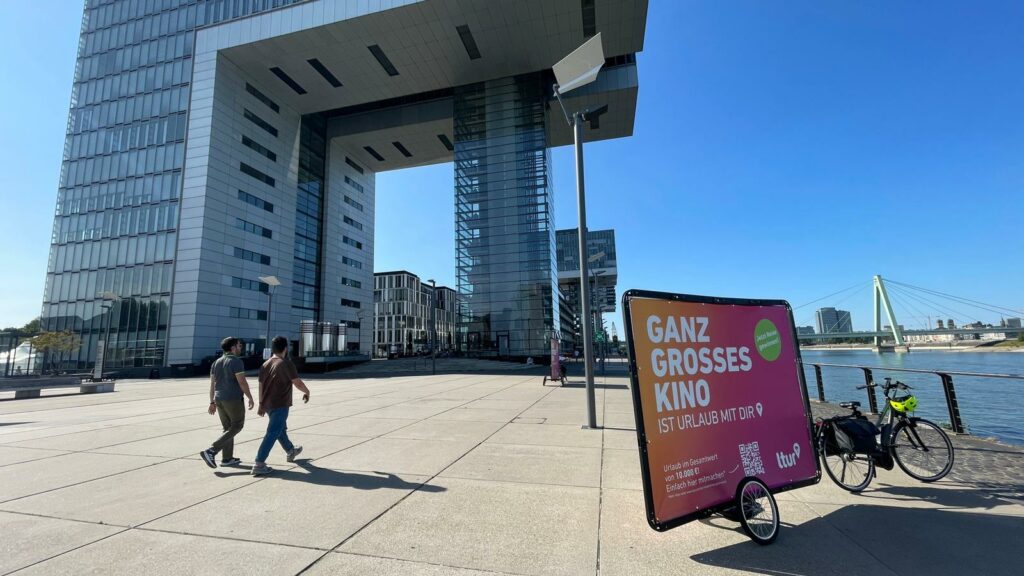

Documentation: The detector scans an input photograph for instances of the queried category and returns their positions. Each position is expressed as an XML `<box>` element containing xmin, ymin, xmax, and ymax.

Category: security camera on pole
<box><xmin>552</xmin><ymin>33</ymin><xmax>607</xmax><ymax>430</ymax></box>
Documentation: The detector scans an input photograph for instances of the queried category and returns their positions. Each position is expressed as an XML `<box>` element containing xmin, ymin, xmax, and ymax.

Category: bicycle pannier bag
<box><xmin>832</xmin><ymin>419</ymin><xmax>878</xmax><ymax>453</ymax></box>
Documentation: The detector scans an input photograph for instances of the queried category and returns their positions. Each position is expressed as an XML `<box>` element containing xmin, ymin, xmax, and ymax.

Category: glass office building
<box><xmin>42</xmin><ymin>0</ymin><xmax>645</xmax><ymax>371</ymax></box>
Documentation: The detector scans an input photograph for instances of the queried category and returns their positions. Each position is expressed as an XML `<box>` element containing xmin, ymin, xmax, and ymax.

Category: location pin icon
<box><xmin>755</xmin><ymin>402</ymin><xmax>763</xmax><ymax>417</ymax></box>
<box><xmin>793</xmin><ymin>443</ymin><xmax>801</xmax><ymax>459</ymax></box>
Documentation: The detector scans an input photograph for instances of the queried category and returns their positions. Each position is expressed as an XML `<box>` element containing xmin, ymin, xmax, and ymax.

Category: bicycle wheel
<box><xmin>820</xmin><ymin>432</ymin><xmax>874</xmax><ymax>492</ymax></box>
<box><xmin>891</xmin><ymin>418</ymin><xmax>954</xmax><ymax>482</ymax></box>
<box><xmin>737</xmin><ymin>478</ymin><xmax>779</xmax><ymax>545</ymax></box>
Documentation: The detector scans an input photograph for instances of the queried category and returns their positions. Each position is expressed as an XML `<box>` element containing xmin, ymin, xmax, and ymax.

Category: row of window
<box><xmin>229</xmin><ymin>307</ymin><xmax>267</xmax><ymax>321</ymax></box>
<box><xmin>49</xmin><ymin>232</ymin><xmax>177</xmax><ymax>275</ymax></box>
<box><xmin>237</xmin><ymin>190</ymin><xmax>273</xmax><ymax>213</ymax></box>
<box><xmin>234</xmin><ymin>247</ymin><xmax>270</xmax><ymax>265</ymax></box>
<box><xmin>71</xmin><ymin>85</ymin><xmax>189</xmax><ymax>134</ymax></box>
<box><xmin>78</xmin><ymin>30</ymin><xmax>191</xmax><ymax>83</ymax></box>
<box><xmin>231</xmin><ymin>276</ymin><xmax>269</xmax><ymax>293</ymax></box>
<box><xmin>243</xmin><ymin>109</ymin><xmax>278</xmax><ymax>137</ymax></box>
<box><xmin>66</xmin><ymin>112</ymin><xmax>187</xmax><ymax>162</ymax></box>
<box><xmin>342</xmin><ymin>277</ymin><xmax>362</xmax><ymax>289</ymax></box>
<box><xmin>236</xmin><ymin>218</ymin><xmax>272</xmax><ymax>239</ymax></box>
<box><xmin>344</xmin><ymin>196</ymin><xmax>363</xmax><ymax>211</ymax></box>
<box><xmin>294</xmin><ymin>236</ymin><xmax>319</xmax><ymax>263</ymax></box>
<box><xmin>85</xmin><ymin>0</ymin><xmax>305</xmax><ymax>34</ymax></box>
<box><xmin>341</xmin><ymin>299</ymin><xmax>361</xmax><ymax>309</ymax></box>
<box><xmin>342</xmin><ymin>236</ymin><xmax>362</xmax><ymax>250</ymax></box>
<box><xmin>63</xmin><ymin>142</ymin><xmax>185</xmax><ymax>187</ymax></box>
<box><xmin>239</xmin><ymin>162</ymin><xmax>275</xmax><ymax>187</ymax></box>
<box><xmin>73</xmin><ymin>59</ymin><xmax>191</xmax><ymax>113</ymax></box>
<box><xmin>345</xmin><ymin>157</ymin><xmax>364</xmax><ymax>174</ymax></box>
<box><xmin>53</xmin><ymin>202</ymin><xmax>179</xmax><ymax>245</ymax></box>
<box><xmin>241</xmin><ymin>135</ymin><xmax>276</xmax><ymax>161</ymax></box>
<box><xmin>344</xmin><ymin>175</ymin><xmax>364</xmax><ymax>193</ymax></box>
<box><xmin>81</xmin><ymin>22</ymin><xmax>192</xmax><ymax>60</ymax></box>
<box><xmin>343</xmin><ymin>215</ymin><xmax>363</xmax><ymax>231</ymax></box>
<box><xmin>245</xmin><ymin>83</ymin><xmax>279</xmax><ymax>113</ymax></box>
<box><xmin>57</xmin><ymin>170</ymin><xmax>181</xmax><ymax>216</ymax></box>
<box><xmin>45</xmin><ymin>261</ymin><xmax>175</xmax><ymax>304</ymax></box>
<box><xmin>342</xmin><ymin>256</ymin><xmax>363</xmax><ymax>269</ymax></box>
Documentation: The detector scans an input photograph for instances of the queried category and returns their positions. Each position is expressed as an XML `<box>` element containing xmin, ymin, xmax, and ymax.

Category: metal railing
<box><xmin>803</xmin><ymin>362</ymin><xmax>1024</xmax><ymax>435</ymax></box>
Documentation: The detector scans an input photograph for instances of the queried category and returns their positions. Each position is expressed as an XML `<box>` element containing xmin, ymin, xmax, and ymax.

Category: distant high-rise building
<box><xmin>947</xmin><ymin>319</ymin><xmax>957</xmax><ymax>329</ymax></box>
<box><xmin>373</xmin><ymin>271</ymin><xmax>457</xmax><ymax>358</ymax></box>
<box><xmin>796</xmin><ymin>326</ymin><xmax>816</xmax><ymax>336</ymax></box>
<box><xmin>937</xmin><ymin>319</ymin><xmax>945</xmax><ymax>329</ymax></box>
<box><xmin>556</xmin><ymin>228</ymin><xmax>618</xmax><ymax>351</ymax></box>
<box><xmin>815</xmin><ymin>308</ymin><xmax>852</xmax><ymax>334</ymax></box>
<box><xmin>1005</xmin><ymin>318</ymin><xmax>1022</xmax><ymax>329</ymax></box>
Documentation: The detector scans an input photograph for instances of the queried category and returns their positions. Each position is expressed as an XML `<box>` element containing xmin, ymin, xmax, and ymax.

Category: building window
<box><xmin>344</xmin><ymin>175</ymin><xmax>364</xmax><ymax>193</ymax></box>
<box><xmin>341</xmin><ymin>298</ymin><xmax>361</xmax><ymax>309</ymax></box>
<box><xmin>236</xmin><ymin>218</ymin><xmax>272</xmax><ymax>239</ymax></box>
<box><xmin>232</xmin><ymin>277</ymin><xmax>269</xmax><ymax>293</ymax></box>
<box><xmin>241</xmin><ymin>135</ymin><xmax>276</xmax><ymax>162</ymax></box>
<box><xmin>246</xmin><ymin>83</ymin><xmax>280</xmax><ymax>113</ymax></box>
<box><xmin>234</xmin><ymin>246</ymin><xmax>270</xmax><ymax>265</ymax></box>
<box><xmin>344</xmin><ymin>196</ymin><xmax>363</xmax><ymax>211</ymax></box>
<box><xmin>240</xmin><ymin>163</ymin><xmax>275</xmax><ymax>187</ymax></box>
<box><xmin>342</xmin><ymin>236</ymin><xmax>362</xmax><ymax>250</ymax></box>
<box><xmin>229</xmin><ymin>306</ymin><xmax>267</xmax><ymax>321</ymax></box>
<box><xmin>345</xmin><ymin>157</ymin><xmax>364</xmax><ymax>174</ymax></box>
<box><xmin>238</xmin><ymin>190</ymin><xmax>273</xmax><ymax>213</ymax></box>
<box><xmin>342</xmin><ymin>256</ymin><xmax>362</xmax><ymax>269</ymax></box>
<box><xmin>343</xmin><ymin>215</ymin><xmax>363</xmax><ymax>231</ymax></box>
<box><xmin>243</xmin><ymin>109</ymin><xmax>278</xmax><ymax>137</ymax></box>
<box><xmin>342</xmin><ymin>277</ymin><xmax>362</xmax><ymax>289</ymax></box>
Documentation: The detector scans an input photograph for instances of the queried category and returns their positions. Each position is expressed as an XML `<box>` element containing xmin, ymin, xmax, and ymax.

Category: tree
<box><xmin>30</xmin><ymin>331</ymin><xmax>80</xmax><ymax>375</ymax></box>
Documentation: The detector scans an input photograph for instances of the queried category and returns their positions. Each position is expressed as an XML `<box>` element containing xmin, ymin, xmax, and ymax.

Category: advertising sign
<box><xmin>623</xmin><ymin>290</ymin><xmax>819</xmax><ymax>531</ymax></box>
<box><xmin>550</xmin><ymin>335</ymin><xmax>561</xmax><ymax>381</ymax></box>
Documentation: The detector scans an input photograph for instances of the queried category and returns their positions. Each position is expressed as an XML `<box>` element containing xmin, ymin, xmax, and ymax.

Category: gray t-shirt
<box><xmin>212</xmin><ymin>354</ymin><xmax>245</xmax><ymax>401</ymax></box>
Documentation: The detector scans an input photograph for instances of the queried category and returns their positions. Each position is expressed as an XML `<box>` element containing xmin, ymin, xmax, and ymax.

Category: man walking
<box><xmin>252</xmin><ymin>336</ymin><xmax>310</xmax><ymax>476</ymax></box>
<box><xmin>200</xmin><ymin>337</ymin><xmax>255</xmax><ymax>468</ymax></box>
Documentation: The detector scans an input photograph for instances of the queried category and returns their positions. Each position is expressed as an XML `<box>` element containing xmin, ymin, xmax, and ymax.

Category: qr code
<box><xmin>739</xmin><ymin>441</ymin><xmax>765</xmax><ymax>476</ymax></box>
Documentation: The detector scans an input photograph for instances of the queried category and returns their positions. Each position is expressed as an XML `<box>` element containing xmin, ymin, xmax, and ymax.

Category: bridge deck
<box><xmin>0</xmin><ymin>372</ymin><xmax>1019</xmax><ymax>575</ymax></box>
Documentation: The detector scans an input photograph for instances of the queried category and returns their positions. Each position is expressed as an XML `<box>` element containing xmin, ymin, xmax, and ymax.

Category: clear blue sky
<box><xmin>2</xmin><ymin>1</ymin><xmax>1022</xmax><ymax>332</ymax></box>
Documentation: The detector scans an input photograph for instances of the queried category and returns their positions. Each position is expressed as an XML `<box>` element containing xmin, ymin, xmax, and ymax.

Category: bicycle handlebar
<box><xmin>857</xmin><ymin>380</ymin><xmax>912</xmax><ymax>391</ymax></box>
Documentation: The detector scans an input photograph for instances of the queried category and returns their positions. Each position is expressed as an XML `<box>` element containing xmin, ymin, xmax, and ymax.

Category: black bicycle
<box><xmin>815</xmin><ymin>378</ymin><xmax>955</xmax><ymax>492</ymax></box>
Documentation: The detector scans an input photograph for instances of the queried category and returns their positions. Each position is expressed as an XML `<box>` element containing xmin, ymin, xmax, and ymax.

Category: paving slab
<box><xmin>441</xmin><ymin>443</ymin><xmax>602</xmax><ymax>488</ymax></box>
<box><xmin>428</xmin><ymin>407</ymin><xmax>521</xmax><ymax>423</ymax></box>
<box><xmin>0</xmin><ymin>452</ymin><xmax>166</xmax><ymax>503</ymax></box>
<box><xmin>0</xmin><ymin>445</ymin><xmax>69</xmax><ymax>467</ymax></box>
<box><xmin>602</xmin><ymin>448</ymin><xmax>644</xmax><ymax>491</ymax></box>
<box><xmin>384</xmin><ymin>419</ymin><xmax>504</xmax><ymax>443</ymax></box>
<box><xmin>306</xmin><ymin>552</ymin><xmax>510</xmax><ymax>575</ymax></box>
<box><xmin>340</xmin><ymin>477</ymin><xmax>599</xmax><ymax>576</ymax></box>
<box><xmin>314</xmin><ymin>437</ymin><xmax>477</xmax><ymax>476</ymax></box>
<box><xmin>146</xmin><ymin>466</ymin><xmax>435</xmax><ymax>550</ymax></box>
<box><xmin>300</xmin><ymin>416</ymin><xmax>417</xmax><ymax>438</ymax></box>
<box><xmin>232</xmin><ymin>432</ymin><xmax>367</xmax><ymax>466</ymax></box>
<box><xmin>486</xmin><ymin>422</ymin><xmax>603</xmax><ymax>449</ymax></box>
<box><xmin>0</xmin><ymin>511</ymin><xmax>123</xmax><ymax>575</ymax></box>
<box><xmin>14</xmin><ymin>528</ymin><xmax>321</xmax><ymax>575</ymax></box>
<box><xmin>9</xmin><ymin>425</ymin><xmax>190</xmax><ymax>452</ymax></box>
<box><xmin>1</xmin><ymin>458</ymin><xmax>259</xmax><ymax>526</ymax></box>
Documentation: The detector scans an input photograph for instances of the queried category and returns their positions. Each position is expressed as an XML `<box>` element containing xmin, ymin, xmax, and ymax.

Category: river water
<box><xmin>799</xmin><ymin>349</ymin><xmax>1024</xmax><ymax>446</ymax></box>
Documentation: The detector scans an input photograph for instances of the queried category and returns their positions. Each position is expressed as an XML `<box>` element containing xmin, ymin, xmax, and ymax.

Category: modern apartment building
<box><xmin>42</xmin><ymin>0</ymin><xmax>646</xmax><ymax>371</ymax></box>
<box><xmin>373</xmin><ymin>271</ymin><xmax>456</xmax><ymax>358</ymax></box>
<box><xmin>555</xmin><ymin>228</ymin><xmax>617</xmax><ymax>350</ymax></box>
<box><xmin>816</xmin><ymin>307</ymin><xmax>853</xmax><ymax>334</ymax></box>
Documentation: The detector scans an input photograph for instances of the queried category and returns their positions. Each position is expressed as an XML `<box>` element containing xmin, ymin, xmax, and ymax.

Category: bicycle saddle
<box><xmin>839</xmin><ymin>401</ymin><xmax>861</xmax><ymax>409</ymax></box>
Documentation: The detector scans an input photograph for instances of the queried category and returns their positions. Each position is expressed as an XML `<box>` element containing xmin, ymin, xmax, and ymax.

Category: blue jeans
<box><xmin>255</xmin><ymin>407</ymin><xmax>294</xmax><ymax>463</ymax></box>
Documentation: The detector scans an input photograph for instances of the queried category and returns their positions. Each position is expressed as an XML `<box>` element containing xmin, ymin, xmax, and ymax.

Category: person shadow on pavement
<box><xmin>215</xmin><ymin>459</ymin><xmax>446</xmax><ymax>493</ymax></box>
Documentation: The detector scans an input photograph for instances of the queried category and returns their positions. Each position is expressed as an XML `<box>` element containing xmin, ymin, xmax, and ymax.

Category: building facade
<box><xmin>373</xmin><ymin>271</ymin><xmax>456</xmax><ymax>358</ymax></box>
<box><xmin>815</xmin><ymin>307</ymin><xmax>852</xmax><ymax>334</ymax></box>
<box><xmin>555</xmin><ymin>228</ymin><xmax>617</xmax><ymax>352</ymax></box>
<box><xmin>42</xmin><ymin>0</ymin><xmax>646</xmax><ymax>371</ymax></box>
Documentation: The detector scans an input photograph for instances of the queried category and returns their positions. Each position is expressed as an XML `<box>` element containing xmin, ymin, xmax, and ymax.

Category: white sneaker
<box><xmin>251</xmin><ymin>463</ymin><xmax>274</xmax><ymax>476</ymax></box>
<box><xmin>286</xmin><ymin>446</ymin><xmax>303</xmax><ymax>463</ymax></box>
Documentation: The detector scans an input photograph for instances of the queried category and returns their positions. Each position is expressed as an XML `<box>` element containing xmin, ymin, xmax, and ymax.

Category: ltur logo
<box><xmin>776</xmin><ymin>442</ymin><xmax>801</xmax><ymax>469</ymax></box>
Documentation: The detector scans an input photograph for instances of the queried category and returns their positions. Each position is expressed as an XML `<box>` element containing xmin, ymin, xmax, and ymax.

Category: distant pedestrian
<box><xmin>200</xmin><ymin>337</ymin><xmax>255</xmax><ymax>468</ymax></box>
<box><xmin>251</xmin><ymin>336</ymin><xmax>310</xmax><ymax>476</ymax></box>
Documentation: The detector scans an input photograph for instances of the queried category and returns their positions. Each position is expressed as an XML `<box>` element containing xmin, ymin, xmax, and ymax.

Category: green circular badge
<box><xmin>754</xmin><ymin>319</ymin><xmax>782</xmax><ymax>361</ymax></box>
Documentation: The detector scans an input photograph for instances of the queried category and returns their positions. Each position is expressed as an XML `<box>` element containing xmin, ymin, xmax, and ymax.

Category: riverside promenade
<box><xmin>0</xmin><ymin>364</ymin><xmax>1021</xmax><ymax>575</ymax></box>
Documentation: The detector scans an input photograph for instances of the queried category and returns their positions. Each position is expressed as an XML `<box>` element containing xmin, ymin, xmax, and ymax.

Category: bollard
<box><xmin>813</xmin><ymin>365</ymin><xmax>825</xmax><ymax>402</ymax></box>
<box><xmin>861</xmin><ymin>368</ymin><xmax>878</xmax><ymax>413</ymax></box>
<box><xmin>937</xmin><ymin>373</ymin><xmax>967</xmax><ymax>434</ymax></box>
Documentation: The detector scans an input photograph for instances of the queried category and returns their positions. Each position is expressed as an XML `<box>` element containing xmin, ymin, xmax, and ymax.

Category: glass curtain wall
<box><xmin>292</xmin><ymin>113</ymin><xmax>327</xmax><ymax>320</ymax></box>
<box><xmin>454</xmin><ymin>73</ymin><xmax>558</xmax><ymax>358</ymax></box>
<box><xmin>43</xmin><ymin>0</ymin><xmax>303</xmax><ymax>370</ymax></box>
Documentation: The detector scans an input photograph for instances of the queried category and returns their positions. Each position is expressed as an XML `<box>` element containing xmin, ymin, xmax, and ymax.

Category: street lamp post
<box><xmin>428</xmin><ymin>279</ymin><xmax>436</xmax><ymax>376</ymax></box>
<box><xmin>553</xmin><ymin>33</ymin><xmax>607</xmax><ymax>430</ymax></box>
<box><xmin>258</xmin><ymin>275</ymin><xmax>281</xmax><ymax>359</ymax></box>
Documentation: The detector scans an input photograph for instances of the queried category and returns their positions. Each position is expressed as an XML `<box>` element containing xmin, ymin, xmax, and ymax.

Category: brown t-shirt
<box><xmin>258</xmin><ymin>356</ymin><xmax>298</xmax><ymax>411</ymax></box>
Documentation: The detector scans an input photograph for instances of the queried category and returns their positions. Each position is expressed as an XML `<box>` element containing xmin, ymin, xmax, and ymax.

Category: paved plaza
<box><xmin>0</xmin><ymin>368</ymin><xmax>1021</xmax><ymax>575</ymax></box>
